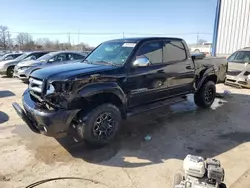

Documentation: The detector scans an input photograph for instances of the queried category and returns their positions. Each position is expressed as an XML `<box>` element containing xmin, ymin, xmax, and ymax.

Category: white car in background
<box><xmin>190</xmin><ymin>42</ymin><xmax>212</xmax><ymax>55</ymax></box>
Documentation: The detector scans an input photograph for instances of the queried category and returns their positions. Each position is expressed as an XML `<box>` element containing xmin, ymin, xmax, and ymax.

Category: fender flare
<box><xmin>196</xmin><ymin>67</ymin><xmax>217</xmax><ymax>91</ymax></box>
<box><xmin>78</xmin><ymin>82</ymin><xmax>127</xmax><ymax>105</ymax></box>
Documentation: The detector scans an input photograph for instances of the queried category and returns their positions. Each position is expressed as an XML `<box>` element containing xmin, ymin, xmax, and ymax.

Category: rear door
<box><xmin>162</xmin><ymin>40</ymin><xmax>195</xmax><ymax>94</ymax></box>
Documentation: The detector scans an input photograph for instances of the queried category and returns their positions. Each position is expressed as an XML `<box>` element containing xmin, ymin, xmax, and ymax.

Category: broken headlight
<box><xmin>46</xmin><ymin>83</ymin><xmax>55</xmax><ymax>95</ymax></box>
<box><xmin>247</xmin><ymin>75</ymin><xmax>250</xmax><ymax>82</ymax></box>
<box><xmin>46</xmin><ymin>81</ymin><xmax>71</xmax><ymax>95</ymax></box>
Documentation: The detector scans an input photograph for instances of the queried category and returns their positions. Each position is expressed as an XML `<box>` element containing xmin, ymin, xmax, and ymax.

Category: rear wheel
<box><xmin>6</xmin><ymin>66</ymin><xmax>14</xmax><ymax>77</ymax></box>
<box><xmin>194</xmin><ymin>81</ymin><xmax>216</xmax><ymax>108</ymax></box>
<box><xmin>78</xmin><ymin>103</ymin><xmax>122</xmax><ymax>146</ymax></box>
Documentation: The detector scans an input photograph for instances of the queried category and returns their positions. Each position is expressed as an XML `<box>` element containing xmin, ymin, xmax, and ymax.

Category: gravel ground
<box><xmin>1</xmin><ymin>76</ymin><xmax>250</xmax><ymax>188</ymax></box>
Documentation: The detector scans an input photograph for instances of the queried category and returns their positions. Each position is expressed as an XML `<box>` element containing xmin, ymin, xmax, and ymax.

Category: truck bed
<box><xmin>194</xmin><ymin>56</ymin><xmax>227</xmax><ymax>83</ymax></box>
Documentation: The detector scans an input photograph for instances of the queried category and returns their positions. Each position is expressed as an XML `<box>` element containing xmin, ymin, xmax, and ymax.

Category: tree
<box><xmin>0</xmin><ymin>25</ymin><xmax>12</xmax><ymax>50</ymax></box>
<box><xmin>198</xmin><ymin>39</ymin><xmax>208</xmax><ymax>45</ymax></box>
<box><xmin>16</xmin><ymin>33</ymin><xmax>34</xmax><ymax>50</ymax></box>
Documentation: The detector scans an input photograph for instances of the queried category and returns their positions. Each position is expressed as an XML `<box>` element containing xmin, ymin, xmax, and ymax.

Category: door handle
<box><xmin>186</xmin><ymin>65</ymin><xmax>192</xmax><ymax>69</ymax></box>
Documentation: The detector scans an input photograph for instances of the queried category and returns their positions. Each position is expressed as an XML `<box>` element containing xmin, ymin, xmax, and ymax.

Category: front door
<box><xmin>126</xmin><ymin>40</ymin><xmax>170</xmax><ymax>107</ymax></box>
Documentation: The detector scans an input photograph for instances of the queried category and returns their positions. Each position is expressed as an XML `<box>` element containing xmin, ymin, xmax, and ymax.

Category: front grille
<box><xmin>226</xmin><ymin>79</ymin><xmax>236</xmax><ymax>82</ymax></box>
<box><xmin>227</xmin><ymin>70</ymin><xmax>241</xmax><ymax>76</ymax></box>
<box><xmin>29</xmin><ymin>77</ymin><xmax>43</xmax><ymax>94</ymax></box>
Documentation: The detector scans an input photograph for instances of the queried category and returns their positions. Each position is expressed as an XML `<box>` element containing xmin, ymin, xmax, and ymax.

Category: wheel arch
<box><xmin>75</xmin><ymin>83</ymin><xmax>127</xmax><ymax>119</ymax></box>
<box><xmin>195</xmin><ymin>69</ymin><xmax>217</xmax><ymax>91</ymax></box>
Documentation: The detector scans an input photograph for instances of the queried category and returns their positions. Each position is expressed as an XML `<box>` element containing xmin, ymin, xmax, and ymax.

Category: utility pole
<box><xmin>77</xmin><ymin>29</ymin><xmax>80</xmax><ymax>51</ymax></box>
<box><xmin>68</xmin><ymin>33</ymin><xmax>71</xmax><ymax>46</ymax></box>
<box><xmin>196</xmin><ymin>31</ymin><xmax>199</xmax><ymax>45</ymax></box>
<box><xmin>7</xmin><ymin>31</ymin><xmax>11</xmax><ymax>50</ymax></box>
<box><xmin>123</xmin><ymin>32</ymin><xmax>124</xmax><ymax>38</ymax></box>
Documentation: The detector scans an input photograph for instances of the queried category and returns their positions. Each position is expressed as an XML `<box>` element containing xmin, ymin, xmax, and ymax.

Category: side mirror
<box><xmin>30</xmin><ymin>56</ymin><xmax>36</xmax><ymax>60</ymax></box>
<box><xmin>133</xmin><ymin>57</ymin><xmax>150</xmax><ymax>67</ymax></box>
<box><xmin>48</xmin><ymin>59</ymin><xmax>54</xmax><ymax>63</ymax></box>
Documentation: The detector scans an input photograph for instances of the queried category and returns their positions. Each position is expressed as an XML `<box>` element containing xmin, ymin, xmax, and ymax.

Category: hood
<box><xmin>16</xmin><ymin>60</ymin><xmax>42</xmax><ymax>67</ymax></box>
<box><xmin>228</xmin><ymin>61</ymin><xmax>250</xmax><ymax>71</ymax></box>
<box><xmin>31</xmin><ymin>62</ymin><xmax>117</xmax><ymax>80</ymax></box>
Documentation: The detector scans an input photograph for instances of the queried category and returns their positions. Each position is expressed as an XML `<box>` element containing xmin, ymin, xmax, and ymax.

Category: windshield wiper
<box><xmin>95</xmin><ymin>60</ymin><xmax>116</xmax><ymax>66</ymax></box>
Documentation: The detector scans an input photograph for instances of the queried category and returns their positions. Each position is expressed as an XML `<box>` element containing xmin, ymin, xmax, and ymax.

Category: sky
<box><xmin>0</xmin><ymin>0</ymin><xmax>218</xmax><ymax>47</ymax></box>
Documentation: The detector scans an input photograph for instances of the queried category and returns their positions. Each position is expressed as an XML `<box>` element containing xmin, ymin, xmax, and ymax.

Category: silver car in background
<box><xmin>0</xmin><ymin>51</ymin><xmax>51</xmax><ymax>77</ymax></box>
<box><xmin>14</xmin><ymin>51</ymin><xmax>86</xmax><ymax>81</ymax></box>
<box><xmin>225</xmin><ymin>48</ymin><xmax>250</xmax><ymax>88</ymax></box>
<box><xmin>0</xmin><ymin>53</ymin><xmax>23</xmax><ymax>61</ymax></box>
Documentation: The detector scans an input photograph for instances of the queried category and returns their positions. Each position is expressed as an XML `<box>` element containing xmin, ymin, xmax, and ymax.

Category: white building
<box><xmin>213</xmin><ymin>0</ymin><xmax>250</xmax><ymax>56</ymax></box>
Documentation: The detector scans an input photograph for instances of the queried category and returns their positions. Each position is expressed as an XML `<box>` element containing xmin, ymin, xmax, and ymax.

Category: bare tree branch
<box><xmin>0</xmin><ymin>25</ymin><xmax>11</xmax><ymax>50</ymax></box>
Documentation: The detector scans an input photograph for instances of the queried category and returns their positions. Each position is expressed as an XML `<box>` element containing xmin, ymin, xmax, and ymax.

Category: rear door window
<box><xmin>163</xmin><ymin>40</ymin><xmax>186</xmax><ymax>63</ymax></box>
<box><xmin>68</xmin><ymin>53</ymin><xmax>85</xmax><ymax>60</ymax></box>
<box><xmin>49</xmin><ymin>53</ymin><xmax>68</xmax><ymax>62</ymax></box>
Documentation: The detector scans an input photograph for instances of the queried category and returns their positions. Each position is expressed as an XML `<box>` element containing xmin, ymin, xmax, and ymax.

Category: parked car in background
<box><xmin>190</xmin><ymin>42</ymin><xmax>212</xmax><ymax>55</ymax></box>
<box><xmin>0</xmin><ymin>51</ymin><xmax>51</xmax><ymax>77</ymax></box>
<box><xmin>14</xmin><ymin>51</ymin><xmax>86</xmax><ymax>81</ymax></box>
<box><xmin>225</xmin><ymin>48</ymin><xmax>250</xmax><ymax>88</ymax></box>
<box><xmin>0</xmin><ymin>53</ymin><xmax>23</xmax><ymax>61</ymax></box>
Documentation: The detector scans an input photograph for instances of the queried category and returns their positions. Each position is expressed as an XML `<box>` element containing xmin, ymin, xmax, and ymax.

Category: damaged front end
<box><xmin>29</xmin><ymin>77</ymin><xmax>79</xmax><ymax>110</ymax></box>
<box><xmin>13</xmin><ymin>77</ymin><xmax>83</xmax><ymax>137</ymax></box>
<box><xmin>225</xmin><ymin>64</ymin><xmax>250</xmax><ymax>88</ymax></box>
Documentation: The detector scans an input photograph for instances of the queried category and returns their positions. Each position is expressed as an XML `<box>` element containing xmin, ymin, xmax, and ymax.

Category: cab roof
<box><xmin>105</xmin><ymin>37</ymin><xmax>184</xmax><ymax>43</ymax></box>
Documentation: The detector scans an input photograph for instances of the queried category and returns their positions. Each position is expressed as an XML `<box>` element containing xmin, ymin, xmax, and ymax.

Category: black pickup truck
<box><xmin>13</xmin><ymin>37</ymin><xmax>227</xmax><ymax>146</ymax></box>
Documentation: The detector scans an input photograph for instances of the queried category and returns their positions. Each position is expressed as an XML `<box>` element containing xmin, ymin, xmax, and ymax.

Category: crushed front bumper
<box><xmin>13</xmin><ymin>69</ymin><xmax>28</xmax><ymax>81</ymax></box>
<box><xmin>12</xmin><ymin>89</ymin><xmax>80</xmax><ymax>138</ymax></box>
<box><xmin>225</xmin><ymin>75</ymin><xmax>250</xmax><ymax>88</ymax></box>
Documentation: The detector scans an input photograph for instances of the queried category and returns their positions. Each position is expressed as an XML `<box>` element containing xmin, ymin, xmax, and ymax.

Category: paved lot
<box><xmin>1</xmin><ymin>76</ymin><xmax>250</xmax><ymax>188</ymax></box>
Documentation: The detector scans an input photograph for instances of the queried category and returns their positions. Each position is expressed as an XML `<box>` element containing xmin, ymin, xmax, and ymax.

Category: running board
<box><xmin>127</xmin><ymin>96</ymin><xmax>187</xmax><ymax>117</ymax></box>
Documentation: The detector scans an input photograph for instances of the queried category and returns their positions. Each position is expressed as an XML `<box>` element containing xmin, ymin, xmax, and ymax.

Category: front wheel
<box><xmin>194</xmin><ymin>81</ymin><xmax>216</xmax><ymax>108</ymax></box>
<box><xmin>6</xmin><ymin>66</ymin><xmax>14</xmax><ymax>77</ymax></box>
<box><xmin>79</xmin><ymin>103</ymin><xmax>122</xmax><ymax>146</ymax></box>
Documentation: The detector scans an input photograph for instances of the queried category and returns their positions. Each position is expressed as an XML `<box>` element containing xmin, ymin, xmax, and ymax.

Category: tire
<box><xmin>79</xmin><ymin>103</ymin><xmax>122</xmax><ymax>146</ymax></box>
<box><xmin>194</xmin><ymin>81</ymin><xmax>216</xmax><ymax>108</ymax></box>
<box><xmin>172</xmin><ymin>173</ymin><xmax>183</xmax><ymax>187</ymax></box>
<box><xmin>194</xmin><ymin>49</ymin><xmax>200</xmax><ymax>53</ymax></box>
<box><xmin>219</xmin><ymin>183</ymin><xmax>227</xmax><ymax>188</ymax></box>
<box><xmin>6</xmin><ymin>66</ymin><xmax>14</xmax><ymax>77</ymax></box>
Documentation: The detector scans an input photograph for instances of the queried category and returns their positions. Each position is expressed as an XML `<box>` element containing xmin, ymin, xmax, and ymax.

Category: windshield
<box><xmin>227</xmin><ymin>51</ymin><xmax>250</xmax><ymax>63</ymax></box>
<box><xmin>15</xmin><ymin>53</ymin><xmax>29</xmax><ymax>61</ymax></box>
<box><xmin>37</xmin><ymin>53</ymin><xmax>54</xmax><ymax>61</ymax></box>
<box><xmin>0</xmin><ymin>54</ymin><xmax>8</xmax><ymax>61</ymax></box>
<box><xmin>85</xmin><ymin>42</ymin><xmax>136</xmax><ymax>66</ymax></box>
